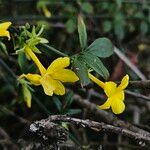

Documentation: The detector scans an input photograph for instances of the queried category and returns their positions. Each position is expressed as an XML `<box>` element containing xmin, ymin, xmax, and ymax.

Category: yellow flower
<box><xmin>20</xmin><ymin>46</ymin><xmax>79</xmax><ymax>96</ymax></box>
<box><xmin>0</xmin><ymin>22</ymin><xmax>12</xmax><ymax>40</ymax></box>
<box><xmin>89</xmin><ymin>73</ymin><xmax>129</xmax><ymax>114</ymax></box>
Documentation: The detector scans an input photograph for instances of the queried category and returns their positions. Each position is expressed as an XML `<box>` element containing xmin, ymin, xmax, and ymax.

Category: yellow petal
<box><xmin>88</xmin><ymin>73</ymin><xmax>105</xmax><ymax>88</ymax></box>
<box><xmin>0</xmin><ymin>22</ymin><xmax>12</xmax><ymax>30</ymax></box>
<box><xmin>52</xmin><ymin>69</ymin><xmax>79</xmax><ymax>82</ymax></box>
<box><xmin>24</xmin><ymin>46</ymin><xmax>46</xmax><ymax>75</ymax></box>
<box><xmin>53</xmin><ymin>80</ymin><xmax>65</xmax><ymax>95</ymax></box>
<box><xmin>117</xmin><ymin>74</ymin><xmax>129</xmax><ymax>90</ymax></box>
<box><xmin>113</xmin><ymin>91</ymin><xmax>125</xmax><ymax>101</ymax></box>
<box><xmin>99</xmin><ymin>98</ymin><xmax>111</xmax><ymax>109</ymax></box>
<box><xmin>40</xmin><ymin>75</ymin><xmax>56</xmax><ymax>96</ymax></box>
<box><xmin>111</xmin><ymin>99</ymin><xmax>125</xmax><ymax>114</ymax></box>
<box><xmin>0</xmin><ymin>22</ymin><xmax>12</xmax><ymax>40</ymax></box>
<box><xmin>104</xmin><ymin>82</ymin><xmax>117</xmax><ymax>97</ymax></box>
<box><xmin>21</xmin><ymin>73</ymin><xmax>41</xmax><ymax>86</ymax></box>
<box><xmin>47</xmin><ymin>57</ymin><xmax>70</xmax><ymax>74</ymax></box>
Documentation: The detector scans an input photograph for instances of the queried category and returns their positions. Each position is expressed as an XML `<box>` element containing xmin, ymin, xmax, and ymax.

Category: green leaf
<box><xmin>81</xmin><ymin>53</ymin><xmax>109</xmax><ymax>79</ymax></box>
<box><xmin>32</xmin><ymin>46</ymin><xmax>41</xmax><ymax>54</ymax></box>
<box><xmin>140</xmin><ymin>21</ymin><xmax>148</xmax><ymax>36</ymax></box>
<box><xmin>73</xmin><ymin>56</ymin><xmax>90</xmax><ymax>86</ymax></box>
<box><xmin>65</xmin><ymin>19</ymin><xmax>76</xmax><ymax>33</ymax></box>
<box><xmin>103</xmin><ymin>21</ymin><xmax>112</xmax><ymax>33</ymax></box>
<box><xmin>78</xmin><ymin>15</ymin><xmax>87</xmax><ymax>50</ymax></box>
<box><xmin>114</xmin><ymin>23</ymin><xmax>124</xmax><ymax>40</ymax></box>
<box><xmin>22</xmin><ymin>85</ymin><xmax>32</xmax><ymax>108</ymax></box>
<box><xmin>86</xmin><ymin>38</ymin><xmax>114</xmax><ymax>58</ymax></box>
<box><xmin>39</xmin><ymin>37</ymin><xmax>49</xmax><ymax>44</ymax></box>
<box><xmin>0</xmin><ymin>41</ymin><xmax>7</xmax><ymax>55</ymax></box>
<box><xmin>66</xmin><ymin>109</ymin><xmax>82</xmax><ymax>115</ymax></box>
<box><xmin>18</xmin><ymin>52</ymin><xmax>27</xmax><ymax>70</ymax></box>
<box><xmin>64</xmin><ymin>91</ymin><xmax>74</xmax><ymax>108</ymax></box>
<box><xmin>81</xmin><ymin>2</ymin><xmax>93</xmax><ymax>14</ymax></box>
<box><xmin>53</xmin><ymin>96</ymin><xmax>62</xmax><ymax>112</ymax></box>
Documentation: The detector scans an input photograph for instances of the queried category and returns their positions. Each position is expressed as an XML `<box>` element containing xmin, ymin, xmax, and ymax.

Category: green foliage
<box><xmin>78</xmin><ymin>15</ymin><xmax>87</xmax><ymax>50</ymax></box>
<box><xmin>65</xmin><ymin>19</ymin><xmax>76</xmax><ymax>33</ymax></box>
<box><xmin>85</xmin><ymin>38</ymin><xmax>114</xmax><ymax>58</ymax></box>
<box><xmin>73</xmin><ymin>56</ymin><xmax>90</xmax><ymax>86</ymax></box>
<box><xmin>53</xmin><ymin>92</ymin><xmax>82</xmax><ymax>115</ymax></box>
<box><xmin>80</xmin><ymin>2</ymin><xmax>94</xmax><ymax>14</ymax></box>
<box><xmin>81</xmin><ymin>53</ymin><xmax>109</xmax><ymax>80</ymax></box>
<box><xmin>0</xmin><ymin>41</ymin><xmax>7</xmax><ymax>54</ymax></box>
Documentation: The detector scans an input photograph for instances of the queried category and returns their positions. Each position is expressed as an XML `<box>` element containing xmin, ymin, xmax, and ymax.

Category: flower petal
<box><xmin>113</xmin><ymin>91</ymin><xmax>125</xmax><ymax>101</ymax></box>
<box><xmin>47</xmin><ymin>57</ymin><xmax>70</xmax><ymax>74</ymax></box>
<box><xmin>53</xmin><ymin>80</ymin><xmax>65</xmax><ymax>95</ymax></box>
<box><xmin>88</xmin><ymin>73</ymin><xmax>105</xmax><ymax>88</ymax></box>
<box><xmin>24</xmin><ymin>46</ymin><xmax>46</xmax><ymax>75</ymax></box>
<box><xmin>99</xmin><ymin>98</ymin><xmax>111</xmax><ymax>109</ymax></box>
<box><xmin>117</xmin><ymin>74</ymin><xmax>129</xmax><ymax>90</ymax></box>
<box><xmin>0</xmin><ymin>22</ymin><xmax>12</xmax><ymax>40</ymax></box>
<box><xmin>111</xmin><ymin>99</ymin><xmax>125</xmax><ymax>114</ymax></box>
<box><xmin>52</xmin><ymin>69</ymin><xmax>79</xmax><ymax>82</ymax></box>
<box><xmin>104</xmin><ymin>82</ymin><xmax>117</xmax><ymax>97</ymax></box>
<box><xmin>21</xmin><ymin>73</ymin><xmax>41</xmax><ymax>86</ymax></box>
<box><xmin>40</xmin><ymin>75</ymin><xmax>56</xmax><ymax>96</ymax></box>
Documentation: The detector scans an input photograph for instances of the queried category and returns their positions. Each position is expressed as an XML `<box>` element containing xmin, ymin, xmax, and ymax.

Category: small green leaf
<box><xmin>18</xmin><ymin>52</ymin><xmax>27</xmax><ymax>70</ymax></box>
<box><xmin>32</xmin><ymin>46</ymin><xmax>41</xmax><ymax>54</ymax></box>
<box><xmin>103</xmin><ymin>21</ymin><xmax>112</xmax><ymax>33</ymax></box>
<box><xmin>53</xmin><ymin>96</ymin><xmax>62</xmax><ymax>112</ymax></box>
<box><xmin>64</xmin><ymin>91</ymin><xmax>74</xmax><ymax>108</ymax></box>
<box><xmin>0</xmin><ymin>41</ymin><xmax>7</xmax><ymax>55</ymax></box>
<box><xmin>73</xmin><ymin>56</ymin><xmax>90</xmax><ymax>86</ymax></box>
<box><xmin>140</xmin><ymin>21</ymin><xmax>148</xmax><ymax>36</ymax></box>
<box><xmin>86</xmin><ymin>38</ymin><xmax>114</xmax><ymax>58</ymax></box>
<box><xmin>22</xmin><ymin>85</ymin><xmax>32</xmax><ymax>108</ymax></box>
<box><xmin>81</xmin><ymin>2</ymin><xmax>93</xmax><ymax>14</ymax></box>
<box><xmin>39</xmin><ymin>37</ymin><xmax>49</xmax><ymax>44</ymax></box>
<box><xmin>65</xmin><ymin>19</ymin><xmax>76</xmax><ymax>33</ymax></box>
<box><xmin>78</xmin><ymin>15</ymin><xmax>87</xmax><ymax>50</ymax></box>
<box><xmin>81</xmin><ymin>53</ymin><xmax>109</xmax><ymax>79</ymax></box>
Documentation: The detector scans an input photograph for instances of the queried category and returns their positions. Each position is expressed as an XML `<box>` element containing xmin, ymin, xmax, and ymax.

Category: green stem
<box><xmin>40</xmin><ymin>44</ymin><xmax>68</xmax><ymax>57</ymax></box>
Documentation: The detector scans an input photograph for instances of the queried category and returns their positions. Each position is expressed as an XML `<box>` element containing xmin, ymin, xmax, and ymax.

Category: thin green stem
<box><xmin>40</xmin><ymin>44</ymin><xmax>68</xmax><ymax>57</ymax></box>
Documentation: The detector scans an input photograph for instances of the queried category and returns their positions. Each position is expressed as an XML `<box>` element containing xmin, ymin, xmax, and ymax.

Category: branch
<box><xmin>125</xmin><ymin>90</ymin><xmax>150</xmax><ymax>101</ymax></box>
<box><xmin>49</xmin><ymin>115</ymin><xmax>150</xmax><ymax>145</ymax></box>
<box><xmin>129</xmin><ymin>80</ymin><xmax>150</xmax><ymax>89</ymax></box>
<box><xmin>74</xmin><ymin>94</ymin><xmax>150</xmax><ymax>137</ymax></box>
<box><xmin>114</xmin><ymin>47</ymin><xmax>147</xmax><ymax>80</ymax></box>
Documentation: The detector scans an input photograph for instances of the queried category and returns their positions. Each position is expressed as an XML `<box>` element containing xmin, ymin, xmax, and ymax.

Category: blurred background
<box><xmin>0</xmin><ymin>0</ymin><xmax>150</xmax><ymax>149</ymax></box>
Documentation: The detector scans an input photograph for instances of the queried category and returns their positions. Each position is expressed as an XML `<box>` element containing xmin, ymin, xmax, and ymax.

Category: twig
<box><xmin>114</xmin><ymin>47</ymin><xmax>147</xmax><ymax>80</ymax></box>
<box><xmin>73</xmin><ymin>94</ymin><xmax>150</xmax><ymax>137</ymax></box>
<box><xmin>49</xmin><ymin>115</ymin><xmax>150</xmax><ymax>145</ymax></box>
<box><xmin>125</xmin><ymin>90</ymin><xmax>150</xmax><ymax>101</ymax></box>
<box><xmin>129</xmin><ymin>80</ymin><xmax>150</xmax><ymax>89</ymax></box>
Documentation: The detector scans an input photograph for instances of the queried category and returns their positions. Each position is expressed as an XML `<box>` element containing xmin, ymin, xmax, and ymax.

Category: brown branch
<box><xmin>114</xmin><ymin>47</ymin><xmax>147</xmax><ymax>80</ymax></box>
<box><xmin>125</xmin><ymin>90</ymin><xmax>150</xmax><ymax>101</ymax></box>
<box><xmin>73</xmin><ymin>94</ymin><xmax>150</xmax><ymax>137</ymax></box>
<box><xmin>129</xmin><ymin>80</ymin><xmax>150</xmax><ymax>89</ymax></box>
<box><xmin>49</xmin><ymin>115</ymin><xmax>150</xmax><ymax>145</ymax></box>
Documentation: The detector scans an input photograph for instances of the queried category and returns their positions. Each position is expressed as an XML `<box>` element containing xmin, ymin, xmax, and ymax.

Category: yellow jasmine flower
<box><xmin>89</xmin><ymin>73</ymin><xmax>129</xmax><ymax>114</ymax></box>
<box><xmin>0</xmin><ymin>22</ymin><xmax>12</xmax><ymax>40</ymax></box>
<box><xmin>20</xmin><ymin>46</ymin><xmax>79</xmax><ymax>96</ymax></box>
